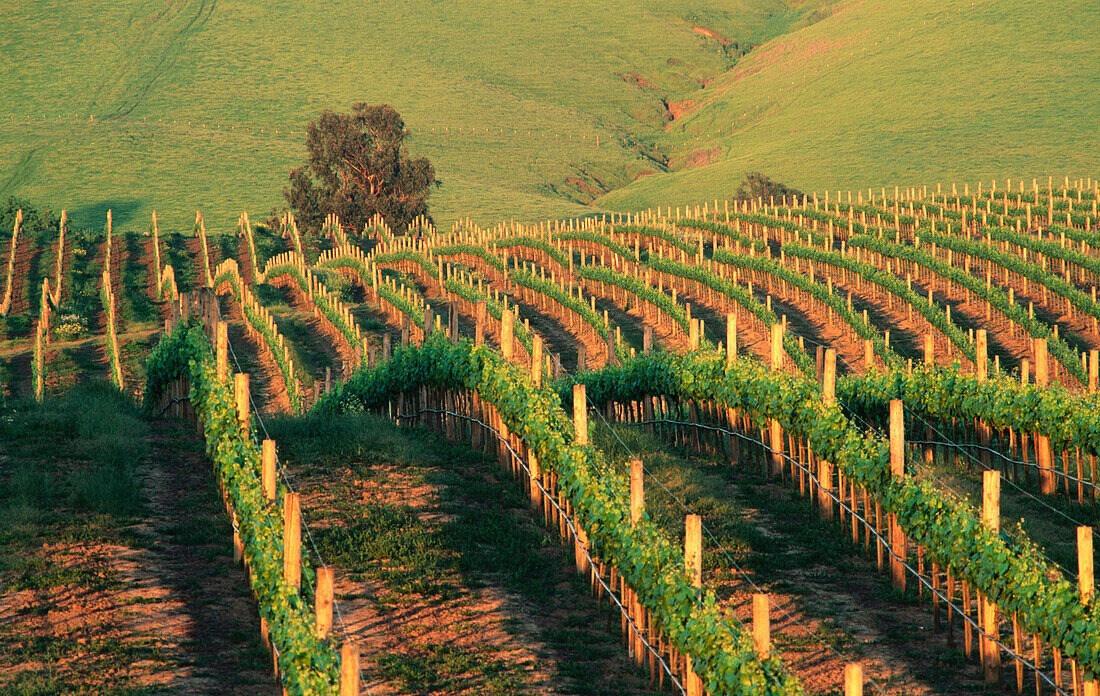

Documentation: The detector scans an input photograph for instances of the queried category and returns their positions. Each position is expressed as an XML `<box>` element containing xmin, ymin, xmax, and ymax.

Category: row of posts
<box><xmin>165</xmin><ymin>291</ymin><xmax>360</xmax><ymax>695</ymax></box>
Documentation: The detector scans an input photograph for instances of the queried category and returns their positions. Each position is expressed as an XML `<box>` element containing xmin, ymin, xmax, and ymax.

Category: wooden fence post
<box><xmin>644</xmin><ymin>325</ymin><xmax>654</xmax><ymax>353</ymax></box>
<box><xmin>844</xmin><ymin>663</ymin><xmax>863</xmax><ymax>696</ymax></box>
<box><xmin>770</xmin><ymin>324</ymin><xmax>783</xmax><ymax>371</ymax></box>
<box><xmin>753</xmin><ymin>594</ymin><xmax>770</xmax><ymax>658</ymax></box>
<box><xmin>685</xmin><ymin>514</ymin><xmax>703</xmax><ymax>696</ymax></box>
<box><xmin>531</xmin><ymin>334</ymin><xmax>543</xmax><ymax>387</ymax></box>
<box><xmin>1078</xmin><ymin>525</ymin><xmax>1100</xmax><ymax>695</ymax></box>
<box><xmin>981</xmin><ymin>471</ymin><xmax>1002</xmax><ymax>682</ymax></box>
<box><xmin>259</xmin><ymin>439</ymin><xmax>277</xmax><ymax>504</ymax></box>
<box><xmin>382</xmin><ymin>332</ymin><xmax>391</xmax><ymax>360</ymax></box>
<box><xmin>1035</xmin><ymin>339</ymin><xmax>1055</xmax><ymax>494</ymax></box>
<box><xmin>823</xmin><ymin>349</ymin><xmax>836</xmax><ymax>405</ymax></box>
<box><xmin>475</xmin><ymin>300</ymin><xmax>486</xmax><ymax>345</ymax></box>
<box><xmin>283</xmin><ymin>491</ymin><xmax>300</xmax><ymax>589</ymax></box>
<box><xmin>768</xmin><ymin>324</ymin><xmax>785</xmax><ymax>477</ymax></box>
<box><xmin>340</xmin><ymin>642</ymin><xmax>359</xmax><ymax>696</ymax></box>
<box><xmin>216</xmin><ymin>321</ymin><xmax>228</xmax><ymax>382</ymax></box>
<box><xmin>1080</xmin><ymin>526</ymin><xmax>1094</xmax><ymax>604</ymax></box>
<box><xmin>573</xmin><ymin>384</ymin><xmax>588</xmax><ymax>446</ymax></box>
<box><xmin>685</xmin><ymin>514</ymin><xmax>702</xmax><ymax>587</ymax></box>
<box><xmin>630</xmin><ymin>459</ymin><xmax>644</xmax><ymax>525</ymax></box>
<box><xmin>315</xmin><ymin>566</ymin><xmax>333</xmax><ymax>638</ymax></box>
<box><xmin>889</xmin><ymin>399</ymin><xmax>906</xmax><ymax>591</ymax></box>
<box><xmin>726</xmin><ymin>313</ymin><xmax>737</xmax><ymax>367</ymax></box>
<box><xmin>234</xmin><ymin>373</ymin><xmax>250</xmax><ymax>434</ymax></box>
<box><xmin>501</xmin><ymin>308</ymin><xmax>514</xmax><ymax>361</ymax></box>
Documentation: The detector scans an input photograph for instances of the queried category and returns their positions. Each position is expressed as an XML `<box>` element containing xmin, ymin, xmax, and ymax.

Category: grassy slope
<box><xmin>0</xmin><ymin>0</ymin><xmax>802</xmax><ymax>232</ymax></box>
<box><xmin>598</xmin><ymin>0</ymin><xmax>1100</xmax><ymax>210</ymax></box>
<box><xmin>4</xmin><ymin>1</ymin><xmax>1096</xmax><ymax>230</ymax></box>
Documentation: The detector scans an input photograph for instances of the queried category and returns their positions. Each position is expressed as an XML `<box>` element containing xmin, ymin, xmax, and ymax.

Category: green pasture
<box><xmin>599</xmin><ymin>0</ymin><xmax>1100</xmax><ymax>210</ymax></box>
<box><xmin>1</xmin><ymin>0</ymin><xmax>1096</xmax><ymax>232</ymax></box>
<box><xmin>0</xmin><ymin>0</ymin><xmax>799</xmax><ymax>232</ymax></box>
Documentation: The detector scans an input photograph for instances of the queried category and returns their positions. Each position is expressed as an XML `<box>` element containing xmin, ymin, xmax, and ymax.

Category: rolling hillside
<box><xmin>599</xmin><ymin>0</ymin><xmax>1100</xmax><ymax>209</ymax></box>
<box><xmin>2</xmin><ymin>0</ymin><xmax>1097</xmax><ymax>234</ymax></box>
<box><xmin>0</xmin><ymin>0</ymin><xmax>809</xmax><ymax>232</ymax></box>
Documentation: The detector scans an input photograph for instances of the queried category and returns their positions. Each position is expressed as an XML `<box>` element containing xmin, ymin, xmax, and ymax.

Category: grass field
<box><xmin>0</xmin><ymin>0</ymin><xmax>804</xmax><ymax>232</ymax></box>
<box><xmin>2</xmin><ymin>0</ymin><xmax>1098</xmax><ymax>234</ymax></box>
<box><xmin>599</xmin><ymin>0</ymin><xmax>1100</xmax><ymax>209</ymax></box>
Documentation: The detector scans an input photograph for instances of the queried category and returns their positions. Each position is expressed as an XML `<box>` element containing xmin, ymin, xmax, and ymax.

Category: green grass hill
<box><xmin>1</xmin><ymin>0</ymin><xmax>1096</xmax><ymax>233</ymax></box>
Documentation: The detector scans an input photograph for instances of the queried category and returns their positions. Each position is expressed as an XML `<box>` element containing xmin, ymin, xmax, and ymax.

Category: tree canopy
<box><xmin>284</xmin><ymin>104</ymin><xmax>438</xmax><ymax>234</ymax></box>
<box><xmin>735</xmin><ymin>172</ymin><xmax>803</xmax><ymax>202</ymax></box>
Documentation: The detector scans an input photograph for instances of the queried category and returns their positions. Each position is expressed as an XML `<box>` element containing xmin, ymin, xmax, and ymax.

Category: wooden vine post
<box><xmin>976</xmin><ymin>330</ymin><xmax>992</xmax><ymax>469</ymax></box>
<box><xmin>283</xmin><ymin>491</ymin><xmax>301</xmax><ymax>588</ymax></box>
<box><xmin>1035</xmin><ymin>339</ymin><xmax>1056</xmax><ymax>494</ymax></box>
<box><xmin>574</xmin><ymin>384</ymin><xmax>588</xmax><ymax>446</ymax></box>
<box><xmin>1080</xmin><ymin>527</ymin><xmax>1098</xmax><ymax>696</ymax></box>
<box><xmin>980</xmin><ymin>470</ymin><xmax>1002</xmax><ymax>683</ymax></box>
<box><xmin>844</xmin><ymin>663</ymin><xmax>863</xmax><ymax>696</ymax></box>
<box><xmin>531</xmin><ymin>335</ymin><xmax>543</xmax><ymax>387</ymax></box>
<box><xmin>768</xmin><ymin>324</ymin><xmax>784</xmax><ymax>477</ymax></box>
<box><xmin>262</xmin><ymin>439</ymin><xmax>277</xmax><ymax>503</ymax></box>
<box><xmin>684</xmin><ymin>514</ymin><xmax>704</xmax><ymax>696</ymax></box>
<box><xmin>339</xmin><ymin>642</ymin><xmax>359</xmax><ymax>696</ymax></box>
<box><xmin>315</xmin><ymin>566</ymin><xmax>333</xmax><ymax>638</ymax></box>
<box><xmin>818</xmin><ymin>350</ymin><xmax>837</xmax><ymax>521</ymax></box>
<box><xmin>726</xmin><ymin>313</ymin><xmax>737</xmax><ymax>367</ymax></box>
<box><xmin>888</xmin><ymin>399</ymin><xmax>907</xmax><ymax>591</ymax></box>
<box><xmin>630</xmin><ymin>459</ymin><xmax>645</xmax><ymax>669</ymax></box>
<box><xmin>501</xmin><ymin>308</ymin><xmax>514</xmax><ymax>362</ymax></box>
<box><xmin>208</xmin><ymin>318</ymin><xmax>224</xmax><ymax>378</ymax></box>
<box><xmin>234</xmin><ymin>373</ymin><xmax>250</xmax><ymax>434</ymax></box>
<box><xmin>753</xmin><ymin>593</ymin><xmax>770</xmax><ymax>659</ymax></box>
<box><xmin>571</xmin><ymin>384</ymin><xmax>591</xmax><ymax>575</ymax></box>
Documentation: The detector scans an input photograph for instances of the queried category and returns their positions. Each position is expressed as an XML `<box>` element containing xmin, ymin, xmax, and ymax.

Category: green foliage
<box><xmin>143</xmin><ymin>323</ymin><xmax>339</xmax><ymax>695</ymax></box>
<box><xmin>510</xmin><ymin>266</ymin><xmax>610</xmax><ymax>340</ymax></box>
<box><xmin>0</xmin><ymin>197</ymin><xmax>60</xmax><ymax>240</ymax></box>
<box><xmin>734</xmin><ymin>173</ymin><xmax>803</xmax><ymax>202</ymax></box>
<box><xmin>213</xmin><ymin>266</ymin><xmax>304</xmax><ymax>411</ymax></box>
<box><xmin>264</xmin><ymin>262</ymin><xmax>363</xmax><ymax>352</ymax></box>
<box><xmin>315</xmin><ymin>335</ymin><xmax>807</xmax><ymax>694</ymax></box>
<box><xmin>121</xmin><ymin>233</ymin><xmax>158</xmax><ymax>324</ymax></box>
<box><xmin>285</xmin><ymin>104</ymin><xmax>438</xmax><ymax>234</ymax></box>
<box><xmin>849</xmin><ymin>234</ymin><xmax>1085</xmax><ymax>383</ymax></box>
<box><xmin>840</xmin><ymin>364</ymin><xmax>1100</xmax><ymax>456</ymax></box>
<box><xmin>777</xmin><ymin>243</ymin><xmax>974</xmax><ymax>362</ymax></box>
<box><xmin>576</xmin><ymin>263</ymin><xmax>691</xmax><ymax>334</ymax></box>
<box><xmin>0</xmin><ymin>381</ymin><xmax>148</xmax><ymax>521</ymax></box>
<box><xmin>652</xmin><ymin>251</ymin><xmax>816</xmax><ymax>372</ymax></box>
<box><xmin>562</xmin><ymin>348</ymin><xmax>1100</xmax><ymax>675</ymax></box>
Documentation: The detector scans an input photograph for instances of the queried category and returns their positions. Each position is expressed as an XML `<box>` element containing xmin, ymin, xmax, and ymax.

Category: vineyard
<box><xmin>6</xmin><ymin>176</ymin><xmax>1100</xmax><ymax>696</ymax></box>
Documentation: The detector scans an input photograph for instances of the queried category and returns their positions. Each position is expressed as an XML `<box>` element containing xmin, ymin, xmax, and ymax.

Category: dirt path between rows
<box><xmin>0</xmin><ymin>417</ymin><xmax>273</xmax><ymax>694</ymax></box>
<box><xmin>279</xmin><ymin>416</ymin><xmax>654</xmax><ymax>696</ymax></box>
